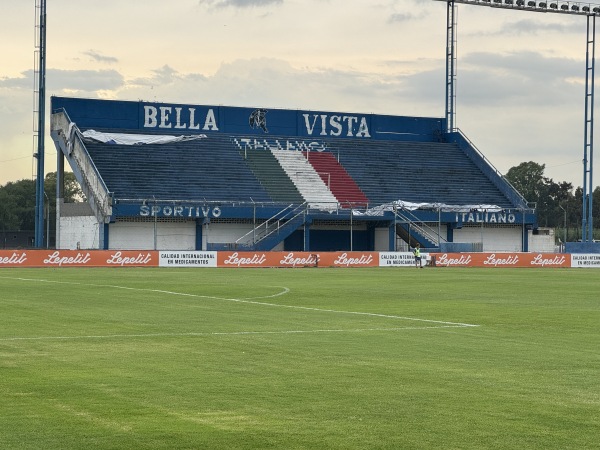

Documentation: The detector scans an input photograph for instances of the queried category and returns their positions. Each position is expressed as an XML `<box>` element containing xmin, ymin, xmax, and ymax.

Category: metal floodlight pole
<box><xmin>34</xmin><ymin>0</ymin><xmax>47</xmax><ymax>248</ymax></box>
<box><xmin>583</xmin><ymin>14</ymin><xmax>596</xmax><ymax>242</ymax></box>
<box><xmin>446</xmin><ymin>0</ymin><xmax>457</xmax><ymax>132</ymax></box>
<box><xmin>435</xmin><ymin>0</ymin><xmax>600</xmax><ymax>243</ymax></box>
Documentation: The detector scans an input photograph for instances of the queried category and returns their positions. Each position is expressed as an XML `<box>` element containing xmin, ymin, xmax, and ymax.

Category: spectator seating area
<box><xmin>82</xmin><ymin>130</ymin><xmax>515</xmax><ymax>209</ymax></box>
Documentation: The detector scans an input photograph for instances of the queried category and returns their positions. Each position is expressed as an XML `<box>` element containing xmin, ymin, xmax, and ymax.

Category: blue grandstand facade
<box><xmin>50</xmin><ymin>96</ymin><xmax>537</xmax><ymax>252</ymax></box>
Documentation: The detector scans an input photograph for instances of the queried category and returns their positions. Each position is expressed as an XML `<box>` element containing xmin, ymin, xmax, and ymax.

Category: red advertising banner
<box><xmin>0</xmin><ymin>250</ymin><xmax>158</xmax><ymax>268</ymax></box>
<box><xmin>432</xmin><ymin>252</ymin><xmax>570</xmax><ymax>268</ymax></box>
<box><xmin>0</xmin><ymin>250</ymin><xmax>579</xmax><ymax>269</ymax></box>
<box><xmin>318</xmin><ymin>252</ymin><xmax>379</xmax><ymax>268</ymax></box>
<box><xmin>217</xmin><ymin>251</ymin><xmax>379</xmax><ymax>268</ymax></box>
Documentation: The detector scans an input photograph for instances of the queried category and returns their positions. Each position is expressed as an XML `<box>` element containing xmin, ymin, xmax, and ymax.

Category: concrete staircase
<box><xmin>271</xmin><ymin>149</ymin><xmax>338</xmax><ymax>211</ymax></box>
<box><xmin>304</xmin><ymin>151</ymin><xmax>369</xmax><ymax>208</ymax></box>
<box><xmin>244</xmin><ymin>150</ymin><xmax>304</xmax><ymax>203</ymax></box>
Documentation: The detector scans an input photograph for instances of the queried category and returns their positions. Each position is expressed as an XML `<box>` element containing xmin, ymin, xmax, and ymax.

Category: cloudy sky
<box><xmin>0</xmin><ymin>0</ymin><xmax>594</xmax><ymax>189</ymax></box>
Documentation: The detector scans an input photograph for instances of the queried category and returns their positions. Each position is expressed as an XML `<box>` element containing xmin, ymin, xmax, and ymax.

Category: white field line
<box><xmin>0</xmin><ymin>276</ymin><xmax>480</xmax><ymax>341</ymax></box>
<box><xmin>0</xmin><ymin>326</ymin><xmax>476</xmax><ymax>342</ymax></box>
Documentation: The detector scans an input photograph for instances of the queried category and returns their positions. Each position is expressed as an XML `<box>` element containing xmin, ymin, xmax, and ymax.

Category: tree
<box><xmin>0</xmin><ymin>188</ymin><xmax>20</xmax><ymax>231</ymax></box>
<box><xmin>505</xmin><ymin>161</ymin><xmax>548</xmax><ymax>204</ymax></box>
<box><xmin>506</xmin><ymin>161</ymin><xmax>557</xmax><ymax>226</ymax></box>
<box><xmin>0</xmin><ymin>179</ymin><xmax>36</xmax><ymax>231</ymax></box>
<box><xmin>504</xmin><ymin>161</ymin><xmax>600</xmax><ymax>240</ymax></box>
<box><xmin>44</xmin><ymin>172</ymin><xmax>85</xmax><ymax>203</ymax></box>
<box><xmin>0</xmin><ymin>172</ymin><xmax>84</xmax><ymax>233</ymax></box>
<box><xmin>593</xmin><ymin>186</ymin><xmax>600</xmax><ymax>239</ymax></box>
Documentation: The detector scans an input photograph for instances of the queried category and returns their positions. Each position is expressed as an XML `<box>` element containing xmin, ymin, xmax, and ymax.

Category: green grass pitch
<box><xmin>1</xmin><ymin>267</ymin><xmax>599</xmax><ymax>449</ymax></box>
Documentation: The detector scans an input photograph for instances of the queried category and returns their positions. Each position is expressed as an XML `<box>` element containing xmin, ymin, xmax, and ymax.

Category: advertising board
<box><xmin>0</xmin><ymin>250</ymin><xmax>157</xmax><ymax>267</ymax></box>
<box><xmin>571</xmin><ymin>254</ymin><xmax>600</xmax><ymax>268</ymax></box>
<box><xmin>432</xmin><ymin>253</ymin><xmax>570</xmax><ymax>268</ymax></box>
<box><xmin>0</xmin><ymin>250</ymin><xmax>596</xmax><ymax>268</ymax></box>
<box><xmin>159</xmin><ymin>252</ymin><xmax>217</xmax><ymax>267</ymax></box>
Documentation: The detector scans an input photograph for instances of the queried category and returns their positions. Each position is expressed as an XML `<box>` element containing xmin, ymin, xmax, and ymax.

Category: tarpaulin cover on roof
<box><xmin>82</xmin><ymin>129</ymin><xmax>206</xmax><ymax>145</ymax></box>
<box><xmin>354</xmin><ymin>200</ymin><xmax>503</xmax><ymax>216</ymax></box>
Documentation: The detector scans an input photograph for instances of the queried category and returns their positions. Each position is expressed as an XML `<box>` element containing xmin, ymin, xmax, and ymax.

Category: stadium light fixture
<box><xmin>433</xmin><ymin>0</ymin><xmax>600</xmax><ymax>16</ymax></box>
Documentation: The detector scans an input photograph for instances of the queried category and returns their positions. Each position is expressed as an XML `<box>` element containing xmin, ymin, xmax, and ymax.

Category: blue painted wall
<box><xmin>565</xmin><ymin>242</ymin><xmax>600</xmax><ymax>253</ymax></box>
<box><xmin>51</xmin><ymin>96</ymin><xmax>444</xmax><ymax>142</ymax></box>
<box><xmin>285</xmin><ymin>229</ymin><xmax>372</xmax><ymax>251</ymax></box>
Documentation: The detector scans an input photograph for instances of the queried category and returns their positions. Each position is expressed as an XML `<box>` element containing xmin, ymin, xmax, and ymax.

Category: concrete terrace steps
<box><xmin>83</xmin><ymin>134</ymin><xmax>272</xmax><ymax>202</ymax></box>
<box><xmin>82</xmin><ymin>127</ymin><xmax>515</xmax><ymax>210</ymax></box>
<box><xmin>328</xmin><ymin>140</ymin><xmax>513</xmax><ymax>208</ymax></box>
<box><xmin>304</xmin><ymin>151</ymin><xmax>369</xmax><ymax>207</ymax></box>
<box><xmin>243</xmin><ymin>150</ymin><xmax>304</xmax><ymax>204</ymax></box>
<box><xmin>270</xmin><ymin>149</ymin><xmax>339</xmax><ymax>210</ymax></box>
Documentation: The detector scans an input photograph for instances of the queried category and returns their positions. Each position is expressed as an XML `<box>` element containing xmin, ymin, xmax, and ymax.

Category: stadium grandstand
<box><xmin>50</xmin><ymin>96</ymin><xmax>537</xmax><ymax>252</ymax></box>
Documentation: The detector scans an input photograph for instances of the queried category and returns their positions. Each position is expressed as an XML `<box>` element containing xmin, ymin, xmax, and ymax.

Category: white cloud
<box><xmin>82</xmin><ymin>50</ymin><xmax>119</xmax><ymax>64</ymax></box>
<box><xmin>467</xmin><ymin>18</ymin><xmax>582</xmax><ymax>36</ymax></box>
<box><xmin>0</xmin><ymin>0</ymin><xmax>595</xmax><ymax>188</ymax></box>
<box><xmin>120</xmin><ymin>58</ymin><xmax>419</xmax><ymax>114</ymax></box>
<box><xmin>1</xmin><ymin>69</ymin><xmax>124</xmax><ymax>93</ymax></box>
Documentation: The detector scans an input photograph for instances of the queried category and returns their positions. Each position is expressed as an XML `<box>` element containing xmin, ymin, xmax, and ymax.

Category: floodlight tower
<box><xmin>435</xmin><ymin>0</ymin><xmax>600</xmax><ymax>242</ymax></box>
<box><xmin>34</xmin><ymin>0</ymin><xmax>47</xmax><ymax>248</ymax></box>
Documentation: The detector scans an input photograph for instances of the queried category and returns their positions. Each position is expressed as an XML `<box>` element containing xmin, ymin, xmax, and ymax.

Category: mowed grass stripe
<box><xmin>0</xmin><ymin>267</ymin><xmax>599</xmax><ymax>449</ymax></box>
<box><xmin>0</xmin><ymin>325</ymin><xmax>474</xmax><ymax>342</ymax></box>
<box><xmin>0</xmin><ymin>272</ymin><xmax>478</xmax><ymax>342</ymax></box>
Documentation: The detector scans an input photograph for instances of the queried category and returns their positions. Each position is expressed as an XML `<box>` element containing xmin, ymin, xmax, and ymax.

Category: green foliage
<box><xmin>0</xmin><ymin>179</ymin><xmax>36</xmax><ymax>231</ymax></box>
<box><xmin>0</xmin><ymin>189</ymin><xmax>19</xmax><ymax>230</ymax></box>
<box><xmin>505</xmin><ymin>161</ymin><xmax>548</xmax><ymax>202</ymax></box>
<box><xmin>505</xmin><ymin>161</ymin><xmax>599</xmax><ymax>237</ymax></box>
<box><xmin>0</xmin><ymin>172</ymin><xmax>83</xmax><ymax>231</ymax></box>
<box><xmin>44</xmin><ymin>171</ymin><xmax>85</xmax><ymax>203</ymax></box>
<box><xmin>0</xmin><ymin>267</ymin><xmax>598</xmax><ymax>449</ymax></box>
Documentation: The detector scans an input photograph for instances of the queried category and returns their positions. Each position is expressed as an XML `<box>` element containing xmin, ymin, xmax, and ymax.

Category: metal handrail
<box><xmin>394</xmin><ymin>208</ymin><xmax>447</xmax><ymax>246</ymax></box>
<box><xmin>253</xmin><ymin>205</ymin><xmax>307</xmax><ymax>246</ymax></box>
<box><xmin>235</xmin><ymin>202</ymin><xmax>307</xmax><ymax>246</ymax></box>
